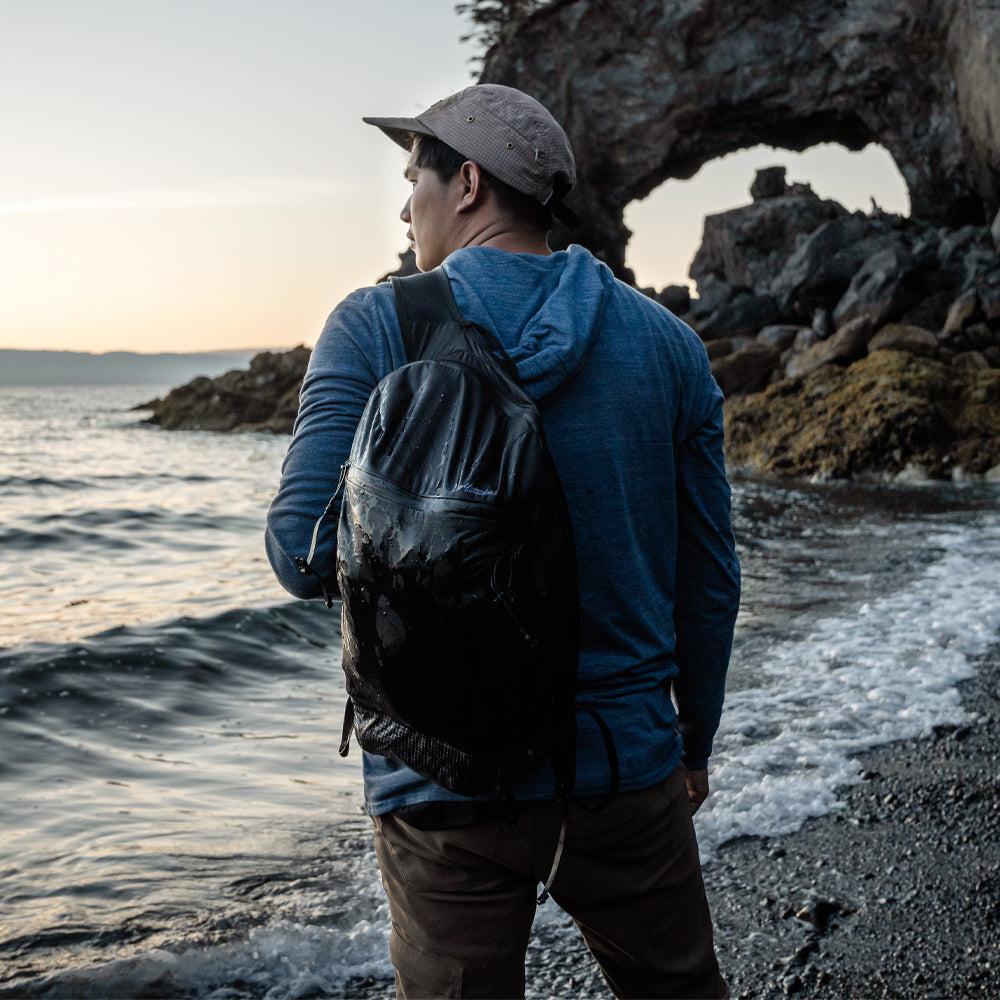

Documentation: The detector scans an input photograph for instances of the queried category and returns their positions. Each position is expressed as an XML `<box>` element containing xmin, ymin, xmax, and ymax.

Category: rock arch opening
<box><xmin>624</xmin><ymin>143</ymin><xmax>910</xmax><ymax>296</ymax></box>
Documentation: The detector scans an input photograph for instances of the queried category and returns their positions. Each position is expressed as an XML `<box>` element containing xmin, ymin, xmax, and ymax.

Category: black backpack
<box><xmin>301</xmin><ymin>268</ymin><xmax>588</xmax><ymax>800</ymax></box>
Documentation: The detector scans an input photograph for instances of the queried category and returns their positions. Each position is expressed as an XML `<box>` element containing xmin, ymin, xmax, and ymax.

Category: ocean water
<box><xmin>2</xmin><ymin>385</ymin><xmax>999</xmax><ymax>998</ymax></box>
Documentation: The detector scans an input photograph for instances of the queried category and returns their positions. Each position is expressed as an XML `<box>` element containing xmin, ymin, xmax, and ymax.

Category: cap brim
<box><xmin>362</xmin><ymin>116</ymin><xmax>436</xmax><ymax>151</ymax></box>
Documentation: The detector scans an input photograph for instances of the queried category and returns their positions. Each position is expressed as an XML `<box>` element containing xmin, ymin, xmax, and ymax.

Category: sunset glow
<box><xmin>1</xmin><ymin>0</ymin><xmax>909</xmax><ymax>355</ymax></box>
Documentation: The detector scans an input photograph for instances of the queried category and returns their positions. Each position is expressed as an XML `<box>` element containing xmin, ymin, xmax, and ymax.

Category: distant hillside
<box><xmin>0</xmin><ymin>349</ymin><xmax>265</xmax><ymax>386</ymax></box>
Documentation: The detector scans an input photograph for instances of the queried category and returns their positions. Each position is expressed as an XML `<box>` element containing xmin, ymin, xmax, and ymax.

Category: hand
<box><xmin>685</xmin><ymin>768</ymin><xmax>710</xmax><ymax>814</ymax></box>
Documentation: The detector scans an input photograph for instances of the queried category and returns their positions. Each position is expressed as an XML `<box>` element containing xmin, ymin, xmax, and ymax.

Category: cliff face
<box><xmin>482</xmin><ymin>0</ymin><xmax>1000</xmax><ymax>276</ymax></box>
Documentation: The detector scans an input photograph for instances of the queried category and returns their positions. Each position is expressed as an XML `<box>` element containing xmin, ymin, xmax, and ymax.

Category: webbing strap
<box><xmin>390</xmin><ymin>268</ymin><xmax>463</xmax><ymax>359</ymax></box>
<box><xmin>389</xmin><ymin>269</ymin><xmax>523</xmax><ymax>384</ymax></box>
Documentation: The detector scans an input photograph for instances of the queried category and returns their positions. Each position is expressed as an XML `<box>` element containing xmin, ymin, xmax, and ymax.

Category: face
<box><xmin>401</xmin><ymin>153</ymin><xmax>462</xmax><ymax>272</ymax></box>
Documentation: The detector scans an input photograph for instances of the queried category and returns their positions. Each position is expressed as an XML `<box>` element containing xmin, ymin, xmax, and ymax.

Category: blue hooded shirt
<box><xmin>266</xmin><ymin>244</ymin><xmax>740</xmax><ymax>815</ymax></box>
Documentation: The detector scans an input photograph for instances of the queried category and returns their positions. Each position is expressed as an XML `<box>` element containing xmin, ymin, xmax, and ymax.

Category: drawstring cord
<box><xmin>536</xmin><ymin>709</ymin><xmax>621</xmax><ymax>904</ymax></box>
<box><xmin>536</xmin><ymin>804</ymin><xmax>568</xmax><ymax>905</ymax></box>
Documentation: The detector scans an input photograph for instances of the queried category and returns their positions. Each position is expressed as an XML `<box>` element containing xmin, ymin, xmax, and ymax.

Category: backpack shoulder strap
<box><xmin>389</xmin><ymin>268</ymin><xmax>522</xmax><ymax>384</ymax></box>
<box><xmin>389</xmin><ymin>269</ymin><xmax>466</xmax><ymax>363</ymax></box>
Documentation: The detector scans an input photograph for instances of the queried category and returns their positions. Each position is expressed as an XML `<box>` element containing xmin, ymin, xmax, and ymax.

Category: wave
<box><xmin>696</xmin><ymin>518</ymin><xmax>1000</xmax><ymax>861</ymax></box>
<box><xmin>1</xmin><ymin>506</ymin><xmax>265</xmax><ymax>558</ymax></box>
<box><xmin>0</xmin><ymin>815</ymin><xmax>590</xmax><ymax>1000</ymax></box>
<box><xmin>0</xmin><ymin>602</ymin><xmax>342</xmax><ymax>774</ymax></box>
<box><xmin>0</xmin><ymin>472</ymin><xmax>216</xmax><ymax>493</ymax></box>
<box><xmin>2</xmin><ymin>600</ymin><xmax>338</xmax><ymax>696</ymax></box>
<box><xmin>0</xmin><ymin>818</ymin><xmax>395</xmax><ymax>1000</ymax></box>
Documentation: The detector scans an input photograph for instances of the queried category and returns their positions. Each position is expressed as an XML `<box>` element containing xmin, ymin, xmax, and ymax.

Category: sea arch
<box><xmin>481</xmin><ymin>0</ymin><xmax>1000</xmax><ymax>278</ymax></box>
<box><xmin>623</xmin><ymin>142</ymin><xmax>910</xmax><ymax>293</ymax></box>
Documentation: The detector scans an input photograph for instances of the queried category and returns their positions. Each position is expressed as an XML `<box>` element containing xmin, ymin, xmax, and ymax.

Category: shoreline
<box><xmin>703</xmin><ymin>643</ymin><xmax>1000</xmax><ymax>999</ymax></box>
<box><xmin>392</xmin><ymin>643</ymin><xmax>1000</xmax><ymax>1000</ymax></box>
<box><xmin>5</xmin><ymin>641</ymin><xmax>996</xmax><ymax>1000</ymax></box>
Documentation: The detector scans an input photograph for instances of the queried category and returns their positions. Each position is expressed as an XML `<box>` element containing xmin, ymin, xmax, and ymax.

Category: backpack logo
<box><xmin>457</xmin><ymin>482</ymin><xmax>498</xmax><ymax>498</ymax></box>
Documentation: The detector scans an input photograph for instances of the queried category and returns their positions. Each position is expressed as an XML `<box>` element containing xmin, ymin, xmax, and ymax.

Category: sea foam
<box><xmin>697</xmin><ymin>519</ymin><xmax>1000</xmax><ymax>860</ymax></box>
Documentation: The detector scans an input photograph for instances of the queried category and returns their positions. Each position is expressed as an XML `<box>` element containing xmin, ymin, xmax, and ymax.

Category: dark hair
<box><xmin>411</xmin><ymin>134</ymin><xmax>554</xmax><ymax>233</ymax></box>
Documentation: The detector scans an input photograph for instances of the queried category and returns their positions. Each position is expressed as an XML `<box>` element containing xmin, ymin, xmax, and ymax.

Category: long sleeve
<box><xmin>671</xmin><ymin>390</ymin><xmax>741</xmax><ymax>770</ymax></box>
<box><xmin>265</xmin><ymin>285</ymin><xmax>402</xmax><ymax>599</ymax></box>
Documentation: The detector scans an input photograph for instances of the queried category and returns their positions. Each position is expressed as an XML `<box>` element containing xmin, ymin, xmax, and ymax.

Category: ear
<box><xmin>456</xmin><ymin>160</ymin><xmax>487</xmax><ymax>213</ymax></box>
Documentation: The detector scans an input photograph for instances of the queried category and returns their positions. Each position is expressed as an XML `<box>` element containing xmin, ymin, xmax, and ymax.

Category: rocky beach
<box><xmin>513</xmin><ymin>644</ymin><xmax>1000</xmax><ymax>1000</ymax></box>
<box><xmin>134</xmin><ymin>3</ymin><xmax>1000</xmax><ymax>996</ymax></box>
<box><xmin>705</xmin><ymin>648</ymin><xmax>1000</xmax><ymax>1000</ymax></box>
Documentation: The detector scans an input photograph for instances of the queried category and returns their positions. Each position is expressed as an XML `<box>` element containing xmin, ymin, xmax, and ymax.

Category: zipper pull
<box><xmin>295</xmin><ymin>462</ymin><xmax>349</xmax><ymax>609</ymax></box>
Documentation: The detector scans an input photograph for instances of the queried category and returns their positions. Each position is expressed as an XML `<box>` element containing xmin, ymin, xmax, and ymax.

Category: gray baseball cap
<box><xmin>364</xmin><ymin>84</ymin><xmax>577</xmax><ymax>225</ymax></box>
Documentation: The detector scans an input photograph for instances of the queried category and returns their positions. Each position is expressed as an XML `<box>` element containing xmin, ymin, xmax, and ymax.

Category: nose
<box><xmin>400</xmin><ymin>195</ymin><xmax>411</xmax><ymax>224</ymax></box>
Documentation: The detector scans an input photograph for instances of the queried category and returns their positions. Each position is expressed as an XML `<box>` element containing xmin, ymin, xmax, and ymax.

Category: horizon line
<box><xmin>0</xmin><ymin>345</ymin><xmax>302</xmax><ymax>357</ymax></box>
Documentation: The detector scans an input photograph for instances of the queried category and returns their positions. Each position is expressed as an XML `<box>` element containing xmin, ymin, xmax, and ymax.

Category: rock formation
<box><xmin>142</xmin><ymin>347</ymin><xmax>310</xmax><ymax>433</ymax></box>
<box><xmin>144</xmin><ymin>0</ymin><xmax>1000</xmax><ymax>480</ymax></box>
<box><xmin>143</xmin><ymin>169</ymin><xmax>1000</xmax><ymax>480</ymax></box>
<box><xmin>724</xmin><ymin>350</ymin><xmax>1000</xmax><ymax>481</ymax></box>
<box><xmin>481</xmin><ymin>0</ymin><xmax>1000</xmax><ymax>277</ymax></box>
<box><xmin>664</xmin><ymin>166</ymin><xmax>1000</xmax><ymax>480</ymax></box>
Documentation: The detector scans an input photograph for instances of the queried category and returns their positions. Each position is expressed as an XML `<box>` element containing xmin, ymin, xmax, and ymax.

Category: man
<box><xmin>266</xmin><ymin>84</ymin><xmax>740</xmax><ymax>999</ymax></box>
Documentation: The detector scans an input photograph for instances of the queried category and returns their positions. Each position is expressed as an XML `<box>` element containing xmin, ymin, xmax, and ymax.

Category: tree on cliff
<box><xmin>456</xmin><ymin>0</ymin><xmax>545</xmax><ymax>69</ymax></box>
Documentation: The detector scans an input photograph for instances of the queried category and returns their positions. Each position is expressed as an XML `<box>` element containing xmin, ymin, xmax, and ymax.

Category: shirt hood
<box><xmin>442</xmin><ymin>244</ymin><xmax>610</xmax><ymax>400</ymax></box>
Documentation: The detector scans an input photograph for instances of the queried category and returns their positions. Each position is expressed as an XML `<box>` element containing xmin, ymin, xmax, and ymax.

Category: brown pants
<box><xmin>372</xmin><ymin>765</ymin><xmax>728</xmax><ymax>999</ymax></box>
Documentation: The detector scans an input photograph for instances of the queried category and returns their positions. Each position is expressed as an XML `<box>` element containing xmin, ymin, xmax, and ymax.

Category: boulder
<box><xmin>696</xmin><ymin>291</ymin><xmax>780</xmax><ymax>341</ymax></box>
<box><xmin>690</xmin><ymin>185</ymin><xmax>846</xmax><ymax>291</ymax></box>
<box><xmin>711</xmin><ymin>342</ymin><xmax>783</xmax><ymax>396</ymax></box>
<box><xmin>771</xmin><ymin>217</ymin><xmax>891</xmax><ymax>319</ymax></box>
<box><xmin>784</xmin><ymin>317</ymin><xmax>874</xmax><ymax>379</ymax></box>
<box><xmin>724</xmin><ymin>351</ymin><xmax>1000</xmax><ymax>480</ymax></box>
<box><xmin>811</xmin><ymin>308</ymin><xmax>835</xmax><ymax>340</ymax></box>
<box><xmin>832</xmin><ymin>244</ymin><xmax>923</xmax><ymax>328</ymax></box>
<box><xmin>952</xmin><ymin>350</ymin><xmax>990</xmax><ymax>371</ymax></box>
<box><xmin>897</xmin><ymin>290</ymin><xmax>954</xmax><ymax>334</ymax></box>
<box><xmin>790</xmin><ymin>327</ymin><xmax>822</xmax><ymax>353</ymax></box>
<box><xmin>757</xmin><ymin>325</ymin><xmax>803</xmax><ymax>351</ymax></box>
<box><xmin>942</xmin><ymin>288</ymin><xmax>981</xmax><ymax>337</ymax></box>
<box><xmin>656</xmin><ymin>284</ymin><xmax>692</xmax><ymax>314</ymax></box>
<box><xmin>965</xmin><ymin>323</ymin><xmax>997</xmax><ymax>350</ymax></box>
<box><xmin>978</xmin><ymin>269</ymin><xmax>1000</xmax><ymax>322</ymax></box>
<box><xmin>749</xmin><ymin>166</ymin><xmax>790</xmax><ymax>201</ymax></box>
<box><xmin>687</xmin><ymin>274</ymin><xmax>737</xmax><ymax>321</ymax></box>
<box><xmin>703</xmin><ymin>338</ymin><xmax>735</xmax><ymax>360</ymax></box>
<box><xmin>867</xmin><ymin>324</ymin><xmax>940</xmax><ymax>358</ymax></box>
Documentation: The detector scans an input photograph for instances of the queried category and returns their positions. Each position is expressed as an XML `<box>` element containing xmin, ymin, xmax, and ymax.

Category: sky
<box><xmin>1</xmin><ymin>0</ymin><xmax>910</xmax><ymax>355</ymax></box>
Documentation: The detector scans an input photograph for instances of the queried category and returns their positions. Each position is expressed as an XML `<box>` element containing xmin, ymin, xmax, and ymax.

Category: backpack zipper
<box><xmin>490</xmin><ymin>549</ymin><xmax>539</xmax><ymax>648</ymax></box>
<box><xmin>294</xmin><ymin>462</ymin><xmax>348</xmax><ymax>608</ymax></box>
